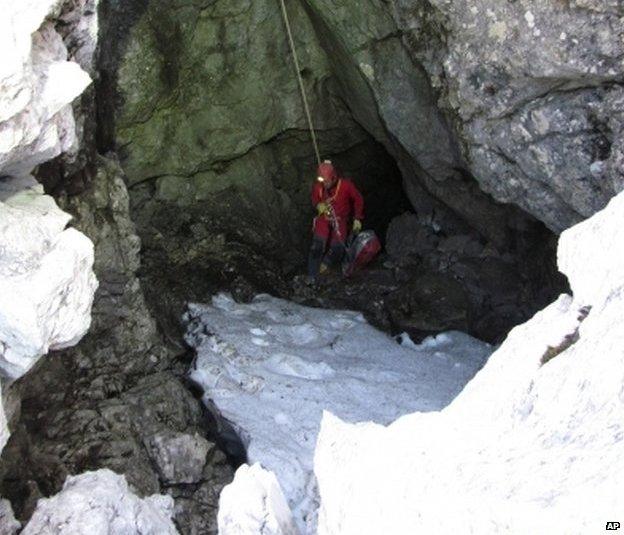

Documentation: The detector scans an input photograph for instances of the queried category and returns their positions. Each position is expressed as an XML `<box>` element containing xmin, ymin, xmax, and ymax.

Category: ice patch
<box><xmin>264</xmin><ymin>353</ymin><xmax>335</xmax><ymax>380</ymax></box>
<box><xmin>185</xmin><ymin>294</ymin><xmax>492</xmax><ymax>533</ymax></box>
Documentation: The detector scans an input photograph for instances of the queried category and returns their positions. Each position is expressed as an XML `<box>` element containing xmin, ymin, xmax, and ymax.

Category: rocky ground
<box><xmin>292</xmin><ymin>209</ymin><xmax>566</xmax><ymax>344</ymax></box>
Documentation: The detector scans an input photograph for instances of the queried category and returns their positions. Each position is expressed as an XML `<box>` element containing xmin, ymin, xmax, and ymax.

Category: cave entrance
<box><xmin>89</xmin><ymin>0</ymin><xmax>567</xmax><ymax>348</ymax></box>
<box><xmin>318</xmin><ymin>138</ymin><xmax>412</xmax><ymax>250</ymax></box>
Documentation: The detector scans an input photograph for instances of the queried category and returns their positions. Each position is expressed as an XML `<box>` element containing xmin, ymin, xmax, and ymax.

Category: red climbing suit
<box><xmin>311</xmin><ymin>164</ymin><xmax>364</xmax><ymax>245</ymax></box>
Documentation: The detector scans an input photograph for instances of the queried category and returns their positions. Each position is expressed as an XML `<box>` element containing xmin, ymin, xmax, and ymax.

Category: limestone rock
<box><xmin>0</xmin><ymin>177</ymin><xmax>97</xmax><ymax>380</ymax></box>
<box><xmin>0</xmin><ymin>0</ymin><xmax>91</xmax><ymax>177</ymax></box>
<box><xmin>393</xmin><ymin>0</ymin><xmax>624</xmax><ymax>231</ymax></box>
<box><xmin>145</xmin><ymin>431</ymin><xmax>214</xmax><ymax>485</ymax></box>
<box><xmin>218</xmin><ymin>463</ymin><xmax>300</xmax><ymax>535</ymax></box>
<box><xmin>21</xmin><ymin>469</ymin><xmax>178</xmax><ymax>535</ymax></box>
<box><xmin>558</xmin><ymin>191</ymin><xmax>624</xmax><ymax>307</ymax></box>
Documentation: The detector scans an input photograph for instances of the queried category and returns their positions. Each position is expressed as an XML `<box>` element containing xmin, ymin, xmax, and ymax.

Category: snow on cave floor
<box><xmin>184</xmin><ymin>293</ymin><xmax>493</xmax><ymax>531</ymax></box>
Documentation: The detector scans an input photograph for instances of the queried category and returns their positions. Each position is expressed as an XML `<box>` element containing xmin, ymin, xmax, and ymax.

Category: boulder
<box><xmin>21</xmin><ymin>469</ymin><xmax>178</xmax><ymax>535</ymax></box>
<box><xmin>218</xmin><ymin>464</ymin><xmax>300</xmax><ymax>535</ymax></box>
<box><xmin>145</xmin><ymin>431</ymin><xmax>214</xmax><ymax>485</ymax></box>
<box><xmin>0</xmin><ymin>177</ymin><xmax>97</xmax><ymax>380</ymax></box>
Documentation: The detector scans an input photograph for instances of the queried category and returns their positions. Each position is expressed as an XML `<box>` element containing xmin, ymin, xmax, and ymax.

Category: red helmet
<box><xmin>317</xmin><ymin>161</ymin><xmax>337</xmax><ymax>183</ymax></box>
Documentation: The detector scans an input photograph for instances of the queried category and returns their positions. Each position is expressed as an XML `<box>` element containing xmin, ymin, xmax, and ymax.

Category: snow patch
<box><xmin>185</xmin><ymin>294</ymin><xmax>492</xmax><ymax>532</ymax></box>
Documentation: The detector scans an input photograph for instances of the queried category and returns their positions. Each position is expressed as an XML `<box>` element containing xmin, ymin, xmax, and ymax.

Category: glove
<box><xmin>316</xmin><ymin>202</ymin><xmax>330</xmax><ymax>216</ymax></box>
<box><xmin>352</xmin><ymin>219</ymin><xmax>362</xmax><ymax>234</ymax></box>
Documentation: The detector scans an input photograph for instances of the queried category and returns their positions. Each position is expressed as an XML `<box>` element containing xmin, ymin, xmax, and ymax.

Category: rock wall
<box><xmin>314</xmin><ymin>190</ymin><xmax>624</xmax><ymax>533</ymax></box>
<box><xmin>300</xmin><ymin>0</ymin><xmax>624</xmax><ymax>234</ymax></box>
<box><xmin>0</xmin><ymin>157</ymin><xmax>233</xmax><ymax>533</ymax></box>
<box><xmin>99</xmin><ymin>0</ymin><xmax>366</xmax><ymax>301</ymax></box>
<box><xmin>0</xmin><ymin>0</ymin><xmax>99</xmax><ymax>458</ymax></box>
<box><xmin>391</xmin><ymin>0</ymin><xmax>624</xmax><ymax>231</ymax></box>
<box><xmin>99</xmin><ymin>0</ymin><xmax>624</xmax><ymax>277</ymax></box>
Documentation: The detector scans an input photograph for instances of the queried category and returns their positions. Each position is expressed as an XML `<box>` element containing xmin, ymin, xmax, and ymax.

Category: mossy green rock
<box><xmin>115</xmin><ymin>0</ymin><xmax>360</xmax><ymax>182</ymax></box>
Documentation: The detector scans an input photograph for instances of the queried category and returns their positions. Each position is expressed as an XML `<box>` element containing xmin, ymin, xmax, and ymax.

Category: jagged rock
<box><xmin>0</xmin><ymin>499</ymin><xmax>20</xmax><ymax>535</ymax></box>
<box><xmin>314</xmin><ymin>191</ymin><xmax>624</xmax><ymax>534</ymax></box>
<box><xmin>218</xmin><ymin>464</ymin><xmax>300</xmax><ymax>535</ymax></box>
<box><xmin>0</xmin><ymin>176</ymin><xmax>97</xmax><ymax>380</ymax></box>
<box><xmin>145</xmin><ymin>431</ymin><xmax>214</xmax><ymax>486</ymax></box>
<box><xmin>168</xmin><ymin>449</ymin><xmax>233</xmax><ymax>535</ymax></box>
<box><xmin>385</xmin><ymin>213</ymin><xmax>439</xmax><ymax>261</ymax></box>
<box><xmin>0</xmin><ymin>0</ymin><xmax>91</xmax><ymax>177</ymax></box>
<box><xmin>21</xmin><ymin>469</ymin><xmax>178</xmax><ymax>535</ymax></box>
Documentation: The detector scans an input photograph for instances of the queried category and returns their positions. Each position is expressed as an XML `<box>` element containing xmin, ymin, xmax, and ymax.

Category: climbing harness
<box><xmin>315</xmin><ymin>179</ymin><xmax>344</xmax><ymax>242</ymax></box>
<box><xmin>278</xmin><ymin>0</ymin><xmax>322</xmax><ymax>165</ymax></box>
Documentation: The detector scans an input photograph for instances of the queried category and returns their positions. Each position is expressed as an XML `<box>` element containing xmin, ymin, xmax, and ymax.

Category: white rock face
<box><xmin>0</xmin><ymin>176</ymin><xmax>97</xmax><ymax>380</ymax></box>
<box><xmin>21</xmin><ymin>469</ymin><xmax>178</xmax><ymax>535</ymax></box>
<box><xmin>0</xmin><ymin>0</ymin><xmax>92</xmax><ymax>177</ymax></box>
<box><xmin>218</xmin><ymin>463</ymin><xmax>300</xmax><ymax>535</ymax></box>
<box><xmin>315</xmin><ymin>192</ymin><xmax>624</xmax><ymax>534</ymax></box>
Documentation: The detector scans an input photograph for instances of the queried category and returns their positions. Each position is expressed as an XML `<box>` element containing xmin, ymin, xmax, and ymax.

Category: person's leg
<box><xmin>325</xmin><ymin>218</ymin><xmax>348</xmax><ymax>266</ymax></box>
<box><xmin>308</xmin><ymin>236</ymin><xmax>326</xmax><ymax>279</ymax></box>
<box><xmin>308</xmin><ymin>218</ymin><xmax>329</xmax><ymax>280</ymax></box>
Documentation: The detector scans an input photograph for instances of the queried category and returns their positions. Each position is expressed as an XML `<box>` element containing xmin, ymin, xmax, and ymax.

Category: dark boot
<box><xmin>307</xmin><ymin>236</ymin><xmax>325</xmax><ymax>282</ymax></box>
<box><xmin>326</xmin><ymin>242</ymin><xmax>345</xmax><ymax>267</ymax></box>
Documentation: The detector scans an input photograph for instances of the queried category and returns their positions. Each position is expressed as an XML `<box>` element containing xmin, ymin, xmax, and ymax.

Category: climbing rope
<box><xmin>278</xmin><ymin>0</ymin><xmax>322</xmax><ymax>165</ymax></box>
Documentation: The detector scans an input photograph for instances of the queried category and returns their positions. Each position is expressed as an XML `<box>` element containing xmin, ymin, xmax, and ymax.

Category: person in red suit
<box><xmin>308</xmin><ymin>160</ymin><xmax>364</xmax><ymax>281</ymax></box>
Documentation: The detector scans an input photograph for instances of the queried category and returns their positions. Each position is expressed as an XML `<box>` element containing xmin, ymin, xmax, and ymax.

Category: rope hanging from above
<box><xmin>278</xmin><ymin>0</ymin><xmax>322</xmax><ymax>165</ymax></box>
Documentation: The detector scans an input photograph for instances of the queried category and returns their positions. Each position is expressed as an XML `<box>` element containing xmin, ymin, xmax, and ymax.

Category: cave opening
<box><xmin>0</xmin><ymin>0</ymin><xmax>579</xmax><ymax>532</ymax></box>
<box><xmin>86</xmin><ymin>0</ymin><xmax>569</xmax><ymax>348</ymax></box>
